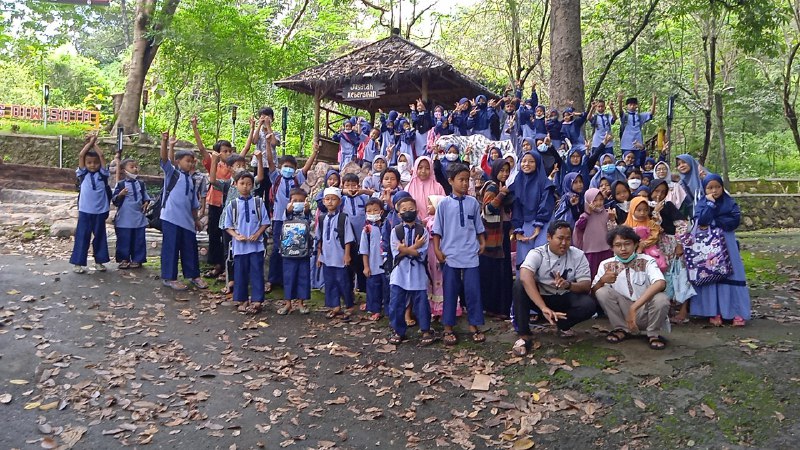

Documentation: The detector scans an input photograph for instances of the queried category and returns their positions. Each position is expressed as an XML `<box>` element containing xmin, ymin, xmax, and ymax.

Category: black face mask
<box><xmin>400</xmin><ymin>210</ymin><xmax>418</xmax><ymax>223</ymax></box>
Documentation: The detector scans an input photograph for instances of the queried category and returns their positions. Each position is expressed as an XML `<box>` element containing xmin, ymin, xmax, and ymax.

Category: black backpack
<box><xmin>76</xmin><ymin>170</ymin><xmax>112</xmax><ymax>204</ymax></box>
<box><xmin>146</xmin><ymin>171</ymin><xmax>180</xmax><ymax>230</ymax></box>
<box><xmin>112</xmin><ymin>179</ymin><xmax>147</xmax><ymax>222</ymax></box>
<box><xmin>382</xmin><ymin>222</ymin><xmax>431</xmax><ymax>281</ymax></box>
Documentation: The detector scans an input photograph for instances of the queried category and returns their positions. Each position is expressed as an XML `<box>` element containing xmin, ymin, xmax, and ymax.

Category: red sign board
<box><xmin>0</xmin><ymin>104</ymin><xmax>101</xmax><ymax>126</ymax></box>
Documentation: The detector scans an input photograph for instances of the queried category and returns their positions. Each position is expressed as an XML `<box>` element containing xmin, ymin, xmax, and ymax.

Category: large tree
<box><xmin>549</xmin><ymin>0</ymin><xmax>585</xmax><ymax>111</ymax></box>
<box><xmin>113</xmin><ymin>0</ymin><xmax>180</xmax><ymax>136</ymax></box>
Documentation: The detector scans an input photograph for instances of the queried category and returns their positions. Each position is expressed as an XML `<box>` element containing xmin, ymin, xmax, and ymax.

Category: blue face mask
<box><xmin>537</xmin><ymin>144</ymin><xmax>549</xmax><ymax>153</ymax></box>
<box><xmin>615</xmin><ymin>252</ymin><xmax>637</xmax><ymax>264</ymax></box>
<box><xmin>281</xmin><ymin>166</ymin><xmax>296</xmax><ymax>179</ymax></box>
<box><xmin>601</xmin><ymin>164</ymin><xmax>616</xmax><ymax>174</ymax></box>
<box><xmin>292</xmin><ymin>202</ymin><xmax>304</xmax><ymax>213</ymax></box>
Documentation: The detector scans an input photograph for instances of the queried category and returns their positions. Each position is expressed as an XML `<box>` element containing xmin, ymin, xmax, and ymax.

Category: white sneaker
<box><xmin>94</xmin><ymin>263</ymin><xmax>107</xmax><ymax>272</ymax></box>
<box><xmin>73</xmin><ymin>265</ymin><xmax>85</xmax><ymax>274</ymax></box>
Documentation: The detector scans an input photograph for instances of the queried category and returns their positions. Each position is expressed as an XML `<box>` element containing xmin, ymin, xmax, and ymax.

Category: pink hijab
<box><xmin>575</xmin><ymin>188</ymin><xmax>611</xmax><ymax>253</ymax></box>
<box><xmin>406</xmin><ymin>156</ymin><xmax>445</xmax><ymax>220</ymax></box>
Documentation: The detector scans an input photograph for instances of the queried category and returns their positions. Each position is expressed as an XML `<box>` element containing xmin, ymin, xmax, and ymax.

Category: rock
<box><xmin>50</xmin><ymin>220</ymin><xmax>77</xmax><ymax>237</ymax></box>
<box><xmin>743</xmin><ymin>216</ymin><xmax>753</xmax><ymax>228</ymax></box>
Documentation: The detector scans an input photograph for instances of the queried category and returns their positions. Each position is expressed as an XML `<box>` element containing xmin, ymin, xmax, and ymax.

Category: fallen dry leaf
<box><xmin>0</xmin><ymin>393</ymin><xmax>11</xmax><ymax>404</ymax></box>
<box><xmin>700</xmin><ymin>403</ymin><xmax>715</xmax><ymax>419</ymax></box>
<box><xmin>10</xmin><ymin>379</ymin><xmax>28</xmax><ymax>385</ymax></box>
<box><xmin>512</xmin><ymin>437</ymin><xmax>535</xmax><ymax>449</ymax></box>
<box><xmin>470</xmin><ymin>374</ymin><xmax>491</xmax><ymax>391</ymax></box>
<box><xmin>40</xmin><ymin>437</ymin><xmax>57</xmax><ymax>449</ymax></box>
<box><xmin>634</xmin><ymin>399</ymin><xmax>647</xmax><ymax>410</ymax></box>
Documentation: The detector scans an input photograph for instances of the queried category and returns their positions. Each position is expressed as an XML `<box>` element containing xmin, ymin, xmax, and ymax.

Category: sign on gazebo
<box><xmin>338</xmin><ymin>81</ymin><xmax>386</xmax><ymax>101</ymax></box>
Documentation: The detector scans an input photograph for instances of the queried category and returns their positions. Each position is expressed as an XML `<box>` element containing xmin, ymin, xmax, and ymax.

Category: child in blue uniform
<box><xmin>618</xmin><ymin>94</ymin><xmax>657</xmax><ymax>167</ymax></box>
<box><xmin>70</xmin><ymin>135</ymin><xmax>111</xmax><ymax>273</ymax></box>
<box><xmin>278</xmin><ymin>188</ymin><xmax>313</xmax><ymax>315</ymax></box>
<box><xmin>432</xmin><ymin>163</ymin><xmax>487</xmax><ymax>346</ymax></box>
<box><xmin>159</xmin><ymin>131</ymin><xmax>208</xmax><ymax>291</ymax></box>
<box><xmin>388</xmin><ymin>197</ymin><xmax>436</xmax><ymax>346</ymax></box>
<box><xmin>111</xmin><ymin>157</ymin><xmax>150</xmax><ymax>269</ymax></box>
<box><xmin>588</xmin><ymin>99</ymin><xmax>617</xmax><ymax>156</ymax></box>
<box><xmin>342</xmin><ymin>173</ymin><xmax>370</xmax><ymax>294</ymax></box>
<box><xmin>361</xmin><ymin>198</ymin><xmax>389</xmax><ymax>321</ymax></box>
<box><xmin>224</xmin><ymin>171</ymin><xmax>270</xmax><ymax>313</ymax></box>
<box><xmin>316</xmin><ymin>187</ymin><xmax>356</xmax><ymax>320</ymax></box>
<box><xmin>333</xmin><ymin>118</ymin><xmax>362</xmax><ymax>167</ymax></box>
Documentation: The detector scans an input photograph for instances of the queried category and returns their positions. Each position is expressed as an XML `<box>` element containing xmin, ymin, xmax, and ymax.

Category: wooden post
<box><xmin>313</xmin><ymin>89</ymin><xmax>321</xmax><ymax>146</ymax></box>
<box><xmin>421</xmin><ymin>76</ymin><xmax>429</xmax><ymax>102</ymax></box>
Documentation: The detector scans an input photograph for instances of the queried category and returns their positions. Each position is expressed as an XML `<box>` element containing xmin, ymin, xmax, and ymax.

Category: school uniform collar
<box><xmin>450</xmin><ymin>194</ymin><xmax>466</xmax><ymax>226</ymax></box>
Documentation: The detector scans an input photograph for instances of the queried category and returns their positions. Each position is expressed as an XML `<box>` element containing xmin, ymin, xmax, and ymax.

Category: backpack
<box><xmin>76</xmin><ymin>170</ymin><xmax>112</xmax><ymax>205</ymax></box>
<box><xmin>382</xmin><ymin>222</ymin><xmax>432</xmax><ymax>281</ymax></box>
<box><xmin>231</xmin><ymin>196</ymin><xmax>265</xmax><ymax>226</ymax></box>
<box><xmin>112</xmin><ymin>179</ymin><xmax>146</xmax><ymax>222</ymax></box>
<box><xmin>280</xmin><ymin>215</ymin><xmax>312</xmax><ymax>258</ymax></box>
<box><xmin>269</xmin><ymin>175</ymin><xmax>300</xmax><ymax>205</ymax></box>
<box><xmin>146</xmin><ymin>171</ymin><xmax>180</xmax><ymax>230</ymax></box>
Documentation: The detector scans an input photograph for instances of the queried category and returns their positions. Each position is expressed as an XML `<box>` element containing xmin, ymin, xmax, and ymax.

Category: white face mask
<box><xmin>445</xmin><ymin>153</ymin><xmax>459</xmax><ymax>161</ymax></box>
<box><xmin>628</xmin><ymin>179</ymin><xmax>642</xmax><ymax>190</ymax></box>
<box><xmin>367</xmin><ymin>213</ymin><xmax>382</xmax><ymax>223</ymax></box>
<box><xmin>125</xmin><ymin>172</ymin><xmax>138</xmax><ymax>180</ymax></box>
<box><xmin>397</xmin><ymin>162</ymin><xmax>408</xmax><ymax>172</ymax></box>
<box><xmin>233</xmin><ymin>167</ymin><xmax>246</xmax><ymax>174</ymax></box>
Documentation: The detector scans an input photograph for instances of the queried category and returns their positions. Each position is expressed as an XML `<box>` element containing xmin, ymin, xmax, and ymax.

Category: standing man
<box><xmin>511</xmin><ymin>220</ymin><xmax>597</xmax><ymax>356</ymax></box>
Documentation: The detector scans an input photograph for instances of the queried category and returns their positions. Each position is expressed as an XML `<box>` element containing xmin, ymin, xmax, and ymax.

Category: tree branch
<box><xmin>281</xmin><ymin>0</ymin><xmax>310</xmax><ymax>49</ymax></box>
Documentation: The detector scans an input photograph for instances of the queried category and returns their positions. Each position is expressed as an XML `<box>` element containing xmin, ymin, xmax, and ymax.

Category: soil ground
<box><xmin>0</xmin><ymin>226</ymin><xmax>797</xmax><ymax>449</ymax></box>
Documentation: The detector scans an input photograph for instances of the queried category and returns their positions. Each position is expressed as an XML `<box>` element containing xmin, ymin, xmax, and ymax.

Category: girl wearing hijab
<box><xmin>433</xmin><ymin>144</ymin><xmax>462</xmax><ymax>195</ymax></box>
<box><xmin>467</xmin><ymin>95</ymin><xmax>497</xmax><ymax>139</ymax></box>
<box><xmin>691</xmin><ymin>174</ymin><xmax>750</xmax><ymax>326</ymax></box>
<box><xmin>511</xmin><ymin>151</ymin><xmax>556</xmax><ymax>267</ymax></box>
<box><xmin>504</xmin><ymin>151</ymin><xmax>520</xmax><ymax>186</ymax></box>
<box><xmin>553</xmin><ymin>172</ymin><xmax>585</xmax><ymax>228</ymax></box>
<box><xmin>480</xmin><ymin>146</ymin><xmax>503</xmax><ymax>178</ymax></box>
<box><xmin>362</xmin><ymin>156</ymin><xmax>387</xmax><ymax>194</ymax></box>
<box><xmin>590</xmin><ymin>153</ymin><xmax>626</xmax><ymax>188</ymax></box>
<box><xmin>575</xmin><ymin>188</ymin><xmax>613</xmax><ymax>279</ymax></box>
<box><xmin>676</xmin><ymin>154</ymin><xmax>704</xmax><ymax>208</ymax></box>
<box><xmin>624</xmin><ymin>197</ymin><xmax>667</xmax><ymax>271</ymax></box>
<box><xmin>652</xmin><ymin>161</ymin><xmax>688</xmax><ymax>215</ymax></box>
<box><xmin>479</xmin><ymin>158</ymin><xmax>515</xmax><ymax>318</ymax></box>
<box><xmin>333</xmin><ymin>118</ymin><xmax>362</xmax><ymax>167</ymax></box>
<box><xmin>406</xmin><ymin>156</ymin><xmax>446</xmax><ymax>221</ymax></box>
<box><xmin>315</xmin><ymin>169</ymin><xmax>341</xmax><ymax>213</ymax></box>
<box><xmin>607</xmin><ymin>180</ymin><xmax>632</xmax><ymax>225</ymax></box>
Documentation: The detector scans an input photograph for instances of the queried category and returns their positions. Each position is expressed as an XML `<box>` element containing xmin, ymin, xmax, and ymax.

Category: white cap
<box><xmin>323</xmin><ymin>187</ymin><xmax>342</xmax><ymax>198</ymax></box>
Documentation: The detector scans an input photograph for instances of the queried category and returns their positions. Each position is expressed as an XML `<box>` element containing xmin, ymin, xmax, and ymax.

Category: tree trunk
<box><xmin>699</xmin><ymin>18</ymin><xmax>717</xmax><ymax>166</ymax></box>
<box><xmin>713</xmin><ymin>93</ymin><xmax>729</xmax><ymax>184</ymax></box>
<box><xmin>113</xmin><ymin>0</ymin><xmax>180</xmax><ymax>136</ymax></box>
<box><xmin>549</xmin><ymin>0</ymin><xmax>585</xmax><ymax>112</ymax></box>
<box><xmin>783</xmin><ymin>41</ymin><xmax>800</xmax><ymax>156</ymax></box>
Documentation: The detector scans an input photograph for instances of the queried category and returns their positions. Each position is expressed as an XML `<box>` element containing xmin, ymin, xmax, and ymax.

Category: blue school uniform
<box><xmin>560</xmin><ymin>113</ymin><xmax>588</xmax><ymax>150</ymax></box>
<box><xmin>341</xmin><ymin>194</ymin><xmax>369</xmax><ymax>236</ymax></box>
<box><xmin>333</xmin><ymin>130</ymin><xmax>361</xmax><ymax>166</ymax></box>
<box><xmin>268</xmin><ymin>169</ymin><xmax>306</xmax><ymax>286</ymax></box>
<box><xmin>159</xmin><ymin>160</ymin><xmax>202</xmax><ymax>281</ymax></box>
<box><xmin>224</xmin><ymin>196</ymin><xmax>270</xmax><ymax>302</ymax></box>
<box><xmin>361</xmin><ymin>139</ymin><xmax>381</xmax><ymax>165</ymax></box>
<box><xmin>546</xmin><ymin>118</ymin><xmax>563</xmax><ymax>149</ymax></box>
<box><xmin>389</xmin><ymin>224</ymin><xmax>431</xmax><ymax>336</ymax></box>
<box><xmin>432</xmin><ymin>194</ymin><xmax>486</xmax><ymax>327</ymax></box>
<box><xmin>112</xmin><ymin>178</ymin><xmax>150</xmax><ymax>264</ymax></box>
<box><xmin>590</xmin><ymin>113</ymin><xmax>615</xmax><ymax>153</ymax></box>
<box><xmin>451</xmin><ymin>110</ymin><xmax>471</xmax><ymax>136</ymax></box>
<box><xmin>70</xmin><ymin>167</ymin><xmax>111</xmax><ymax>267</ymax></box>
<box><xmin>412</xmin><ymin>109</ymin><xmax>433</xmax><ymax>156</ymax></box>
<box><xmin>620</xmin><ymin>111</ymin><xmax>653</xmax><ymax>166</ymax></box>
<box><xmin>360</xmin><ymin>222</ymin><xmax>388</xmax><ymax>314</ymax></box>
<box><xmin>467</xmin><ymin>103</ymin><xmax>496</xmax><ymax>140</ymax></box>
<box><xmin>318</xmin><ymin>212</ymin><xmax>355</xmax><ymax>308</ymax></box>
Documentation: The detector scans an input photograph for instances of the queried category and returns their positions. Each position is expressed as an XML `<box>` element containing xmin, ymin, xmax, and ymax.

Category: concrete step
<box><xmin>0</xmin><ymin>189</ymin><xmax>77</xmax><ymax>206</ymax></box>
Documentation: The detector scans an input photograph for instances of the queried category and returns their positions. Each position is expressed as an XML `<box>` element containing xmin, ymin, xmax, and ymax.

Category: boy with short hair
<box><xmin>224</xmin><ymin>171</ymin><xmax>270</xmax><ymax>313</ymax></box>
<box><xmin>70</xmin><ymin>135</ymin><xmax>111</xmax><ymax>273</ymax></box>
<box><xmin>159</xmin><ymin>131</ymin><xmax>208</xmax><ymax>291</ymax></box>
<box><xmin>111</xmin><ymin>156</ymin><xmax>150</xmax><ymax>269</ymax></box>
<box><xmin>388</xmin><ymin>197</ymin><xmax>435</xmax><ymax>345</ymax></box>
<box><xmin>278</xmin><ymin>188</ymin><xmax>313</xmax><ymax>315</ymax></box>
<box><xmin>360</xmin><ymin>198</ymin><xmax>388</xmax><ymax>321</ymax></box>
<box><xmin>433</xmin><ymin>163</ymin><xmax>487</xmax><ymax>345</ymax></box>
<box><xmin>588</xmin><ymin>99</ymin><xmax>617</xmax><ymax>156</ymax></box>
<box><xmin>617</xmin><ymin>93</ymin><xmax>657</xmax><ymax>168</ymax></box>
<box><xmin>316</xmin><ymin>187</ymin><xmax>355</xmax><ymax>320</ymax></box>
<box><xmin>342</xmin><ymin>173</ymin><xmax>370</xmax><ymax>294</ymax></box>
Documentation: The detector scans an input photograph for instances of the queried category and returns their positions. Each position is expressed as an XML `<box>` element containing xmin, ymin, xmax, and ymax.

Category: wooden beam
<box><xmin>421</xmin><ymin>76</ymin><xmax>429</xmax><ymax>102</ymax></box>
<box><xmin>313</xmin><ymin>89</ymin><xmax>321</xmax><ymax>145</ymax></box>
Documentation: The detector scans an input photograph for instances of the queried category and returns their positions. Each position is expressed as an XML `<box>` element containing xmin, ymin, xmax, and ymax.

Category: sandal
<box><xmin>163</xmin><ymin>279</ymin><xmax>189</xmax><ymax>291</ymax></box>
<box><xmin>606</xmin><ymin>329</ymin><xmax>630</xmax><ymax>344</ymax></box>
<box><xmin>203</xmin><ymin>268</ymin><xmax>222</xmax><ymax>278</ymax></box>
<box><xmin>265</xmin><ymin>282</ymin><xmax>272</xmax><ymax>294</ymax></box>
<box><xmin>420</xmin><ymin>332</ymin><xmax>436</xmax><ymax>346</ymax></box>
<box><xmin>669</xmin><ymin>316</ymin><xmax>690</xmax><ymax>325</ymax></box>
<box><xmin>118</xmin><ymin>261</ymin><xmax>130</xmax><ymax>270</ymax></box>
<box><xmin>405</xmin><ymin>318</ymin><xmax>417</xmax><ymax>327</ymax></box>
<box><xmin>359</xmin><ymin>303</ymin><xmax>367</xmax><ymax>311</ymax></box>
<box><xmin>237</xmin><ymin>302</ymin><xmax>250</xmax><ymax>313</ymax></box>
<box><xmin>129</xmin><ymin>262</ymin><xmax>142</xmax><ymax>269</ymax></box>
<box><xmin>189</xmin><ymin>278</ymin><xmax>209</xmax><ymax>289</ymax></box>
<box><xmin>709</xmin><ymin>315</ymin><xmax>723</xmax><ymax>327</ymax></box>
<box><xmin>73</xmin><ymin>265</ymin><xmax>85</xmax><ymax>274</ymax></box>
<box><xmin>326</xmin><ymin>309</ymin><xmax>341</xmax><ymax>319</ymax></box>
<box><xmin>389</xmin><ymin>334</ymin><xmax>405</xmax><ymax>345</ymax></box>
<box><xmin>297</xmin><ymin>305</ymin><xmax>310</xmax><ymax>315</ymax></box>
<box><xmin>367</xmin><ymin>313</ymin><xmax>381</xmax><ymax>321</ymax></box>
<box><xmin>340</xmin><ymin>313</ymin><xmax>352</xmax><ymax>323</ymax></box>
<box><xmin>277</xmin><ymin>304</ymin><xmax>291</xmax><ymax>315</ymax></box>
<box><xmin>246</xmin><ymin>302</ymin><xmax>263</xmax><ymax>314</ymax></box>
<box><xmin>471</xmin><ymin>330</ymin><xmax>486</xmax><ymax>343</ymax></box>
<box><xmin>443</xmin><ymin>332</ymin><xmax>458</xmax><ymax>346</ymax></box>
<box><xmin>648</xmin><ymin>335</ymin><xmax>667</xmax><ymax>350</ymax></box>
<box><xmin>732</xmin><ymin>316</ymin><xmax>746</xmax><ymax>327</ymax></box>
<box><xmin>558</xmin><ymin>329</ymin><xmax>576</xmax><ymax>338</ymax></box>
<box><xmin>512</xmin><ymin>339</ymin><xmax>529</xmax><ymax>357</ymax></box>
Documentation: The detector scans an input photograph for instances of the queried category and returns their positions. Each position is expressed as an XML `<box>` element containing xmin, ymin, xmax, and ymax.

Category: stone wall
<box><xmin>733</xmin><ymin>194</ymin><xmax>800</xmax><ymax>231</ymax></box>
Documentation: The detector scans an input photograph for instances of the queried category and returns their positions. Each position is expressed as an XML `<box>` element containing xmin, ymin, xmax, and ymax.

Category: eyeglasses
<box><xmin>613</xmin><ymin>242</ymin><xmax>635</xmax><ymax>249</ymax></box>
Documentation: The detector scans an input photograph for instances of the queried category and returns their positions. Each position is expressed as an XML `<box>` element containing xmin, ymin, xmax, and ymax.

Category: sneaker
<box><xmin>73</xmin><ymin>265</ymin><xmax>86</xmax><ymax>274</ymax></box>
<box><xmin>95</xmin><ymin>264</ymin><xmax>107</xmax><ymax>272</ymax></box>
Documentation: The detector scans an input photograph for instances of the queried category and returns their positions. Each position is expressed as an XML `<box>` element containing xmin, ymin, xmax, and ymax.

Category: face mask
<box><xmin>601</xmin><ymin>164</ymin><xmax>616</xmax><ymax>174</ymax></box>
<box><xmin>434</xmin><ymin>111</ymin><xmax>442</xmax><ymax>120</ymax></box>
<box><xmin>399</xmin><ymin>210</ymin><xmax>417</xmax><ymax>223</ymax></box>
<box><xmin>397</xmin><ymin>162</ymin><xmax>408</xmax><ymax>172</ymax></box>
<box><xmin>445</xmin><ymin>153</ymin><xmax>459</xmax><ymax>162</ymax></box>
<box><xmin>628</xmin><ymin>179</ymin><xmax>642</xmax><ymax>190</ymax></box>
<box><xmin>535</xmin><ymin>112</ymin><xmax>544</xmax><ymax>119</ymax></box>
<box><xmin>537</xmin><ymin>144</ymin><xmax>548</xmax><ymax>153</ymax></box>
<box><xmin>125</xmin><ymin>172</ymin><xmax>138</xmax><ymax>180</ymax></box>
<box><xmin>281</xmin><ymin>167</ymin><xmax>296</xmax><ymax>178</ymax></box>
<box><xmin>233</xmin><ymin>167</ymin><xmax>246</xmax><ymax>175</ymax></box>
<box><xmin>615</xmin><ymin>252</ymin><xmax>637</xmax><ymax>264</ymax></box>
<box><xmin>292</xmin><ymin>202</ymin><xmax>305</xmax><ymax>213</ymax></box>
<box><xmin>367</xmin><ymin>213</ymin><xmax>382</xmax><ymax>223</ymax></box>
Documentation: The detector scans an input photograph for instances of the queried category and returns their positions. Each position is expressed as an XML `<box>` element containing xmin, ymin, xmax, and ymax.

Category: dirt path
<box><xmin>0</xmin><ymin>229</ymin><xmax>797</xmax><ymax>449</ymax></box>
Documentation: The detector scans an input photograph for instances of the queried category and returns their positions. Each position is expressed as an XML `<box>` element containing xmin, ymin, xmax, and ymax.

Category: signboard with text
<box><xmin>337</xmin><ymin>80</ymin><xmax>386</xmax><ymax>101</ymax></box>
<box><xmin>0</xmin><ymin>104</ymin><xmax>101</xmax><ymax>127</ymax></box>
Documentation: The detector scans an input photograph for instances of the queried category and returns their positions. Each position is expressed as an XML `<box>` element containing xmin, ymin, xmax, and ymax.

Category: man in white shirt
<box><xmin>512</xmin><ymin>221</ymin><xmax>597</xmax><ymax>356</ymax></box>
<box><xmin>592</xmin><ymin>225</ymin><xmax>669</xmax><ymax>350</ymax></box>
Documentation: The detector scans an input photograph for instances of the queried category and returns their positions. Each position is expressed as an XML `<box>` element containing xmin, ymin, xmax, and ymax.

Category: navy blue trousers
<box><xmin>442</xmin><ymin>265</ymin><xmax>484</xmax><ymax>327</ymax></box>
<box><xmin>389</xmin><ymin>286</ymin><xmax>430</xmax><ymax>337</ymax></box>
<box><xmin>323</xmin><ymin>266</ymin><xmax>353</xmax><ymax>308</ymax></box>
<box><xmin>268</xmin><ymin>220</ymin><xmax>284</xmax><ymax>285</ymax></box>
<box><xmin>283</xmin><ymin>257</ymin><xmax>310</xmax><ymax>300</ymax></box>
<box><xmin>160</xmin><ymin>220</ymin><xmax>200</xmax><ymax>281</ymax></box>
<box><xmin>114</xmin><ymin>226</ymin><xmax>147</xmax><ymax>263</ymax></box>
<box><xmin>70</xmin><ymin>211</ymin><xmax>110</xmax><ymax>266</ymax></box>
<box><xmin>366</xmin><ymin>273</ymin><xmax>389</xmax><ymax>314</ymax></box>
<box><xmin>233</xmin><ymin>251</ymin><xmax>265</xmax><ymax>302</ymax></box>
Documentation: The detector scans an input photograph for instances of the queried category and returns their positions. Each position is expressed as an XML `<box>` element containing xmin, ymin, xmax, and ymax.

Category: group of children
<box><xmin>68</xmin><ymin>93</ymin><xmax>750</xmax><ymax>349</ymax></box>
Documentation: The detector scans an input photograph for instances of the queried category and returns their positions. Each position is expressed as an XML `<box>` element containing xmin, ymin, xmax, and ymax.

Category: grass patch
<box><xmin>740</xmin><ymin>250</ymin><xmax>788</xmax><ymax>284</ymax></box>
<box><xmin>0</xmin><ymin>118</ymin><xmax>97</xmax><ymax>138</ymax></box>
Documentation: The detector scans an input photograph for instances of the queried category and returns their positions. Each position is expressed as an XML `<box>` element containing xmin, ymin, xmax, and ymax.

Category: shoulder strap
<box><xmin>231</xmin><ymin>198</ymin><xmax>239</xmax><ymax>226</ymax></box>
<box><xmin>394</xmin><ymin>223</ymin><xmax>405</xmax><ymax>242</ymax></box>
<box><xmin>336</xmin><ymin>212</ymin><xmax>348</xmax><ymax>248</ymax></box>
<box><xmin>162</xmin><ymin>171</ymin><xmax>181</xmax><ymax>206</ymax></box>
<box><xmin>139</xmin><ymin>180</ymin><xmax>146</xmax><ymax>201</ymax></box>
<box><xmin>254</xmin><ymin>197</ymin><xmax>263</xmax><ymax>223</ymax></box>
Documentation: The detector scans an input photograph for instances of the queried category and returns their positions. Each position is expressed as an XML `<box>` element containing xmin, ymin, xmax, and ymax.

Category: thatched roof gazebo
<box><xmin>275</xmin><ymin>33</ymin><xmax>496</xmax><ymax>161</ymax></box>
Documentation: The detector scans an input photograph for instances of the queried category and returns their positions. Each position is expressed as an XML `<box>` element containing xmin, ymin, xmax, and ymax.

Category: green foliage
<box><xmin>0</xmin><ymin>118</ymin><xmax>96</xmax><ymax>138</ymax></box>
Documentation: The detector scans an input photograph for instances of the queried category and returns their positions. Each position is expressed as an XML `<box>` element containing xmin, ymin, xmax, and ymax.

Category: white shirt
<box><xmin>593</xmin><ymin>254</ymin><xmax>664</xmax><ymax>301</ymax></box>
